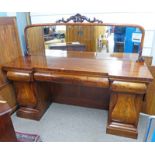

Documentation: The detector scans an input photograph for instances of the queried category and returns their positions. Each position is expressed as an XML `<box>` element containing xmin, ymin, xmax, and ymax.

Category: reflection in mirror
<box><xmin>42</xmin><ymin>25</ymin><xmax>142</xmax><ymax>53</ymax></box>
<box><xmin>25</xmin><ymin>25</ymin><xmax>143</xmax><ymax>56</ymax></box>
<box><xmin>43</xmin><ymin>25</ymin><xmax>86</xmax><ymax>51</ymax></box>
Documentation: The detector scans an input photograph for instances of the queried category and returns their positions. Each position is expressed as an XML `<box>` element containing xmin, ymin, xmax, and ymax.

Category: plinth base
<box><xmin>106</xmin><ymin>122</ymin><xmax>138</xmax><ymax>139</ymax></box>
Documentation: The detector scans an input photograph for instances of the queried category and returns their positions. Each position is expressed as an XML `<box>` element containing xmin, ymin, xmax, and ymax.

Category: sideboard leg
<box><xmin>106</xmin><ymin>81</ymin><xmax>146</xmax><ymax>139</ymax></box>
<box><xmin>7</xmin><ymin>71</ymin><xmax>51</xmax><ymax>120</ymax></box>
<box><xmin>16</xmin><ymin>82</ymin><xmax>51</xmax><ymax>120</ymax></box>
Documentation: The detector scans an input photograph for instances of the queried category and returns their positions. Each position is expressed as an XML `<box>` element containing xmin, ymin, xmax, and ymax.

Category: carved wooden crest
<box><xmin>56</xmin><ymin>13</ymin><xmax>103</xmax><ymax>23</ymax></box>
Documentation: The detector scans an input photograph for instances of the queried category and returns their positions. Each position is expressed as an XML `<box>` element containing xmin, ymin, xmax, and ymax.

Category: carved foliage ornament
<box><xmin>56</xmin><ymin>13</ymin><xmax>103</xmax><ymax>23</ymax></box>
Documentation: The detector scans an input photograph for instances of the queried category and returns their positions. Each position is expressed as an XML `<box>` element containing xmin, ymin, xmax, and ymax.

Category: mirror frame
<box><xmin>24</xmin><ymin>13</ymin><xmax>145</xmax><ymax>62</ymax></box>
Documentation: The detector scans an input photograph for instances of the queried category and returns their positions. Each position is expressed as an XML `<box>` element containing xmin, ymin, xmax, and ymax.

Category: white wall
<box><xmin>151</xmin><ymin>32</ymin><xmax>155</xmax><ymax>64</ymax></box>
<box><xmin>30</xmin><ymin>13</ymin><xmax>155</xmax><ymax>28</ymax></box>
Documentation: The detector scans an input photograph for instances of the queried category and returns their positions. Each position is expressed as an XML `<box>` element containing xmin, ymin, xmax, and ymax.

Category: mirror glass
<box><xmin>26</xmin><ymin>25</ymin><xmax>143</xmax><ymax>55</ymax></box>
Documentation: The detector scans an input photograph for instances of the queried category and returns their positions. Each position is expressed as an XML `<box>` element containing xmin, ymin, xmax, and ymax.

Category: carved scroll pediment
<box><xmin>56</xmin><ymin>13</ymin><xmax>103</xmax><ymax>23</ymax></box>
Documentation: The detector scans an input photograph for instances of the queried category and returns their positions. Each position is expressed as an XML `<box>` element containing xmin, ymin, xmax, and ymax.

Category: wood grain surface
<box><xmin>2</xmin><ymin>54</ymin><xmax>153</xmax><ymax>83</ymax></box>
<box><xmin>107</xmin><ymin>81</ymin><xmax>146</xmax><ymax>138</ymax></box>
<box><xmin>0</xmin><ymin>17</ymin><xmax>22</xmax><ymax>111</ymax></box>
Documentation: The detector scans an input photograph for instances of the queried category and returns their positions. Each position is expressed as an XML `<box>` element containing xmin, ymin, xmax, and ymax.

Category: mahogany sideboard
<box><xmin>2</xmin><ymin>51</ymin><xmax>153</xmax><ymax>139</ymax></box>
<box><xmin>0</xmin><ymin>15</ymin><xmax>154</xmax><ymax>140</ymax></box>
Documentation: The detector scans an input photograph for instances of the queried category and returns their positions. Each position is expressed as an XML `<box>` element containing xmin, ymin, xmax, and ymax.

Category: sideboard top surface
<box><xmin>2</xmin><ymin>51</ymin><xmax>153</xmax><ymax>82</ymax></box>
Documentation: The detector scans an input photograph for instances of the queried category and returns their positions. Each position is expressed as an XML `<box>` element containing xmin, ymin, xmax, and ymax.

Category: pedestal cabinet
<box><xmin>106</xmin><ymin>81</ymin><xmax>147</xmax><ymax>138</ymax></box>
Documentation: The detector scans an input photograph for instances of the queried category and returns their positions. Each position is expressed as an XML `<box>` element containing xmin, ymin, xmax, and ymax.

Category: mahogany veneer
<box><xmin>3</xmin><ymin>55</ymin><xmax>152</xmax><ymax>82</ymax></box>
<box><xmin>106</xmin><ymin>81</ymin><xmax>146</xmax><ymax>138</ymax></box>
<box><xmin>34</xmin><ymin>72</ymin><xmax>109</xmax><ymax>88</ymax></box>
